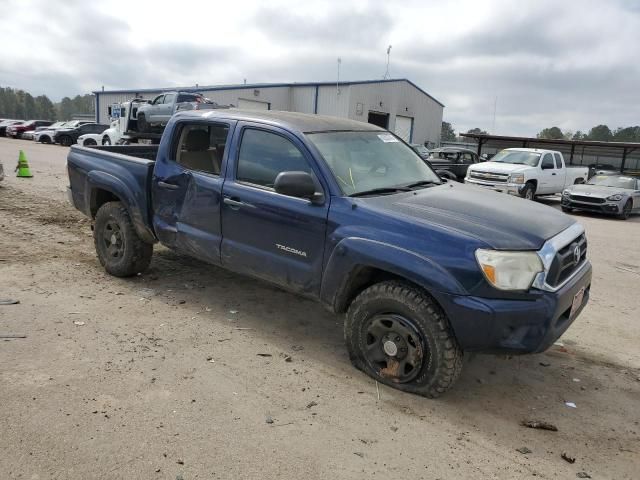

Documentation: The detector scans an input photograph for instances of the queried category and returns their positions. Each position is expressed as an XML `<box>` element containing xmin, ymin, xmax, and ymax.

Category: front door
<box><xmin>220</xmin><ymin>123</ymin><xmax>329</xmax><ymax>294</ymax></box>
<box><xmin>538</xmin><ymin>153</ymin><xmax>557</xmax><ymax>194</ymax></box>
<box><xmin>152</xmin><ymin>120</ymin><xmax>233</xmax><ymax>264</ymax></box>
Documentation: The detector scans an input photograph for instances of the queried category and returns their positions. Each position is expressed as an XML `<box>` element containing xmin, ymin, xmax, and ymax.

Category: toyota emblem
<box><xmin>574</xmin><ymin>245</ymin><xmax>581</xmax><ymax>264</ymax></box>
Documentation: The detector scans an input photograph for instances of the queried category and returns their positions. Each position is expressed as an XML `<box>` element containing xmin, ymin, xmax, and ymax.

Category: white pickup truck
<box><xmin>465</xmin><ymin>148</ymin><xmax>590</xmax><ymax>200</ymax></box>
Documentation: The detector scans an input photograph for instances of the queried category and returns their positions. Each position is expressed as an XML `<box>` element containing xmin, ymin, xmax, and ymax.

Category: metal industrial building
<box><xmin>93</xmin><ymin>79</ymin><xmax>444</xmax><ymax>146</ymax></box>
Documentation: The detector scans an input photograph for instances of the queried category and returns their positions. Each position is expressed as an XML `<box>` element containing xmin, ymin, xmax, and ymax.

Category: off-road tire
<box><xmin>520</xmin><ymin>182</ymin><xmax>535</xmax><ymax>200</ymax></box>
<box><xmin>618</xmin><ymin>199</ymin><xmax>632</xmax><ymax>220</ymax></box>
<box><xmin>94</xmin><ymin>201</ymin><xmax>153</xmax><ymax>277</ymax></box>
<box><xmin>137</xmin><ymin>113</ymin><xmax>149</xmax><ymax>133</ymax></box>
<box><xmin>345</xmin><ymin>281</ymin><xmax>463</xmax><ymax>398</ymax></box>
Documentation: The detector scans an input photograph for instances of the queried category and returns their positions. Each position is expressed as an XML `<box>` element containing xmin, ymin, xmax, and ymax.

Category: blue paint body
<box><xmin>67</xmin><ymin>110</ymin><xmax>591</xmax><ymax>354</ymax></box>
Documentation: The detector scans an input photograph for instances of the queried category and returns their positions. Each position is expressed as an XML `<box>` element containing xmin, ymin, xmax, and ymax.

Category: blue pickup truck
<box><xmin>67</xmin><ymin>110</ymin><xmax>592</xmax><ymax>397</ymax></box>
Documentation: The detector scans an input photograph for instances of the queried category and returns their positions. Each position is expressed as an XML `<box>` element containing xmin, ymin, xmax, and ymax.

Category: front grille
<box><xmin>546</xmin><ymin>234</ymin><xmax>587</xmax><ymax>288</ymax></box>
<box><xmin>570</xmin><ymin>195</ymin><xmax>605</xmax><ymax>204</ymax></box>
<box><xmin>469</xmin><ymin>171</ymin><xmax>509</xmax><ymax>183</ymax></box>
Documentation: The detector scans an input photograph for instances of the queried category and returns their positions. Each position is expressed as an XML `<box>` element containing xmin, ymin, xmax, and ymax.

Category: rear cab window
<box><xmin>553</xmin><ymin>153</ymin><xmax>563</xmax><ymax>169</ymax></box>
<box><xmin>173</xmin><ymin>123</ymin><xmax>230</xmax><ymax>176</ymax></box>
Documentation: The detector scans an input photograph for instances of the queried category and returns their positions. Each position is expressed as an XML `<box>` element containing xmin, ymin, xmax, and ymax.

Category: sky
<box><xmin>1</xmin><ymin>0</ymin><xmax>639</xmax><ymax>136</ymax></box>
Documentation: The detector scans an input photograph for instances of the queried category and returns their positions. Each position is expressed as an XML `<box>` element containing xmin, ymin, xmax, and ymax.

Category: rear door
<box><xmin>220</xmin><ymin>123</ymin><xmax>329</xmax><ymax>293</ymax></box>
<box><xmin>552</xmin><ymin>153</ymin><xmax>568</xmax><ymax>189</ymax></box>
<box><xmin>152</xmin><ymin>119</ymin><xmax>234</xmax><ymax>263</ymax></box>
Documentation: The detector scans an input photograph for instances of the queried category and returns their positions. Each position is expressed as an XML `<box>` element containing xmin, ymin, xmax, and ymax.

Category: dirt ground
<box><xmin>1</xmin><ymin>138</ymin><xmax>639</xmax><ymax>480</ymax></box>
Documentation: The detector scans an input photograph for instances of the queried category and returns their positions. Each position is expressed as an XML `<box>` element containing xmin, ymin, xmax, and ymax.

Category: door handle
<box><xmin>158</xmin><ymin>180</ymin><xmax>179</xmax><ymax>190</ymax></box>
<box><xmin>223</xmin><ymin>197</ymin><xmax>245</xmax><ymax>208</ymax></box>
<box><xmin>551</xmin><ymin>173</ymin><xmax>557</xmax><ymax>175</ymax></box>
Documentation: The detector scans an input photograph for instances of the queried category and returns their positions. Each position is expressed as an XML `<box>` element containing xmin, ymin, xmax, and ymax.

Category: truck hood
<box><xmin>468</xmin><ymin>162</ymin><xmax>530</xmax><ymax>175</ymax></box>
<box><xmin>567</xmin><ymin>184</ymin><xmax>630</xmax><ymax>198</ymax></box>
<box><xmin>360</xmin><ymin>182</ymin><xmax>574</xmax><ymax>250</ymax></box>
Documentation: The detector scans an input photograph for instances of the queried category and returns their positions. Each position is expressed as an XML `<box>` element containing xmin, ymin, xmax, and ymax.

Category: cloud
<box><xmin>0</xmin><ymin>0</ymin><xmax>638</xmax><ymax>135</ymax></box>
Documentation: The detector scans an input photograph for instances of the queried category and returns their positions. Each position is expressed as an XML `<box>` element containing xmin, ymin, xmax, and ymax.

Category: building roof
<box><xmin>94</xmin><ymin>78</ymin><xmax>445</xmax><ymax>107</ymax></box>
<box><xmin>176</xmin><ymin>109</ymin><xmax>385</xmax><ymax>133</ymax></box>
<box><xmin>461</xmin><ymin>133</ymin><xmax>640</xmax><ymax>151</ymax></box>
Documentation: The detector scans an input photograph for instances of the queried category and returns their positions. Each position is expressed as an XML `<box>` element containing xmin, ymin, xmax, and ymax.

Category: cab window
<box><xmin>553</xmin><ymin>153</ymin><xmax>563</xmax><ymax>169</ymax></box>
<box><xmin>541</xmin><ymin>154</ymin><xmax>554</xmax><ymax>169</ymax></box>
<box><xmin>236</xmin><ymin>129</ymin><xmax>314</xmax><ymax>189</ymax></box>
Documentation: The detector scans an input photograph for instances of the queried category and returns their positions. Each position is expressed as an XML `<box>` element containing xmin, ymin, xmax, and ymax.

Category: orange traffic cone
<box><xmin>15</xmin><ymin>150</ymin><xmax>33</xmax><ymax>178</ymax></box>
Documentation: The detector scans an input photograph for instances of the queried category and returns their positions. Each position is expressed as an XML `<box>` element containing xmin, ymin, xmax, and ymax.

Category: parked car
<box><xmin>54</xmin><ymin>123</ymin><xmax>109</xmax><ymax>146</ymax></box>
<box><xmin>465</xmin><ymin>148</ymin><xmax>590</xmax><ymax>200</ymax></box>
<box><xmin>562</xmin><ymin>173</ymin><xmax>640</xmax><ymax>219</ymax></box>
<box><xmin>428</xmin><ymin>147</ymin><xmax>481</xmax><ymax>181</ymax></box>
<box><xmin>36</xmin><ymin>120</ymin><xmax>94</xmax><ymax>144</ymax></box>
<box><xmin>67</xmin><ymin>110</ymin><xmax>592</xmax><ymax>398</ymax></box>
<box><xmin>6</xmin><ymin>120</ymin><xmax>52</xmax><ymax>139</ymax></box>
<box><xmin>0</xmin><ymin>119</ymin><xmax>23</xmax><ymax>137</ymax></box>
<box><xmin>136</xmin><ymin>91</ymin><xmax>220</xmax><ymax>132</ymax></box>
<box><xmin>410</xmin><ymin>144</ymin><xmax>430</xmax><ymax>160</ymax></box>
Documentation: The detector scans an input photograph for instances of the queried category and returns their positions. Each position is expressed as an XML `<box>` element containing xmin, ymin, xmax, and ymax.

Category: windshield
<box><xmin>306</xmin><ymin>131</ymin><xmax>441</xmax><ymax>195</ymax></box>
<box><xmin>491</xmin><ymin>150</ymin><xmax>541</xmax><ymax>166</ymax></box>
<box><xmin>587</xmin><ymin>175</ymin><xmax>637</xmax><ymax>189</ymax></box>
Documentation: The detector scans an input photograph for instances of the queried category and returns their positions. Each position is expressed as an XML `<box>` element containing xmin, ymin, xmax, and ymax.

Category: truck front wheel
<box><xmin>94</xmin><ymin>201</ymin><xmax>153</xmax><ymax>277</ymax></box>
<box><xmin>137</xmin><ymin>113</ymin><xmax>149</xmax><ymax>133</ymax></box>
<box><xmin>520</xmin><ymin>182</ymin><xmax>535</xmax><ymax>200</ymax></box>
<box><xmin>345</xmin><ymin>281</ymin><xmax>463</xmax><ymax>398</ymax></box>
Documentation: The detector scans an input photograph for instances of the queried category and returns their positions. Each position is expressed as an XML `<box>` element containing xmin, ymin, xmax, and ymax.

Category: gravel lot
<box><xmin>1</xmin><ymin>138</ymin><xmax>639</xmax><ymax>479</ymax></box>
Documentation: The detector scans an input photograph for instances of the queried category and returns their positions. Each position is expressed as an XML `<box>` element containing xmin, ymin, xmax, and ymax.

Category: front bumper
<box><xmin>464</xmin><ymin>178</ymin><xmax>524</xmax><ymax>196</ymax></box>
<box><xmin>440</xmin><ymin>261</ymin><xmax>592</xmax><ymax>353</ymax></box>
<box><xmin>561</xmin><ymin>196</ymin><xmax>622</xmax><ymax>215</ymax></box>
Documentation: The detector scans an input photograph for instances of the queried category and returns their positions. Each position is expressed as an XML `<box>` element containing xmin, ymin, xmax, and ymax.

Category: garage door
<box><xmin>394</xmin><ymin>115</ymin><xmax>413</xmax><ymax>142</ymax></box>
<box><xmin>238</xmin><ymin>99</ymin><xmax>270</xmax><ymax>110</ymax></box>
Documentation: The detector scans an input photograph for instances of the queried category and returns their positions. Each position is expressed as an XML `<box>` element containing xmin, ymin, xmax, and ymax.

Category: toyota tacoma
<box><xmin>66</xmin><ymin>110</ymin><xmax>592</xmax><ymax>397</ymax></box>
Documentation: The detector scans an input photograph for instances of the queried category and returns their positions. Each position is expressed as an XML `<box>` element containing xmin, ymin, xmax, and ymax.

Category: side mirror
<box><xmin>274</xmin><ymin>171</ymin><xmax>323</xmax><ymax>203</ymax></box>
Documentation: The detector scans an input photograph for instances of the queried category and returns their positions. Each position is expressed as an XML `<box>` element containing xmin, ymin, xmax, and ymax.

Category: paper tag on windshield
<box><xmin>377</xmin><ymin>133</ymin><xmax>398</xmax><ymax>143</ymax></box>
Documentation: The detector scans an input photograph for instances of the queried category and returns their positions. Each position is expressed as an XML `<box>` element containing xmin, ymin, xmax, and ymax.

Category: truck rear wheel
<box><xmin>345</xmin><ymin>281</ymin><xmax>463</xmax><ymax>398</ymax></box>
<box><xmin>94</xmin><ymin>201</ymin><xmax>153</xmax><ymax>277</ymax></box>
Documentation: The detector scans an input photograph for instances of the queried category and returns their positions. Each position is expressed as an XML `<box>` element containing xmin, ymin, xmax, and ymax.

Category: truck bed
<box><xmin>67</xmin><ymin>145</ymin><xmax>159</xmax><ymax>242</ymax></box>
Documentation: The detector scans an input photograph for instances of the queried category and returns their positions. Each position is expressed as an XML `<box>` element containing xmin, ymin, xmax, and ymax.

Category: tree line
<box><xmin>0</xmin><ymin>86</ymin><xmax>94</xmax><ymax>121</ymax></box>
<box><xmin>441</xmin><ymin>121</ymin><xmax>640</xmax><ymax>144</ymax></box>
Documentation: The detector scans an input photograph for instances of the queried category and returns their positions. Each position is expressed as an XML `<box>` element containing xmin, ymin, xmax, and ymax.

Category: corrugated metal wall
<box><xmin>95</xmin><ymin>81</ymin><xmax>443</xmax><ymax>145</ymax></box>
<box><xmin>347</xmin><ymin>81</ymin><xmax>443</xmax><ymax>146</ymax></box>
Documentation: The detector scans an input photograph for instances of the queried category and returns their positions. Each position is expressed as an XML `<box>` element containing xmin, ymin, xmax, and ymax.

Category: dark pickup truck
<box><xmin>67</xmin><ymin>110</ymin><xmax>592</xmax><ymax>397</ymax></box>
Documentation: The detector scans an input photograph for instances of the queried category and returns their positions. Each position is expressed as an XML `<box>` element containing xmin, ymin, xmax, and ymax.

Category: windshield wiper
<box><xmin>403</xmin><ymin>180</ymin><xmax>441</xmax><ymax>189</ymax></box>
<box><xmin>349</xmin><ymin>187</ymin><xmax>411</xmax><ymax>198</ymax></box>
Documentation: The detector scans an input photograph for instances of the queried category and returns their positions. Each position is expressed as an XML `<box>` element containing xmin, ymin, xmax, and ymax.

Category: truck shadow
<box><xmin>145</xmin><ymin>248</ymin><xmax>639</xmax><ymax>417</ymax></box>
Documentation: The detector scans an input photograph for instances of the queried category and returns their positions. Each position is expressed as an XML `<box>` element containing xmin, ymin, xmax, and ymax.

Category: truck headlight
<box><xmin>607</xmin><ymin>194</ymin><xmax>622</xmax><ymax>201</ymax></box>
<box><xmin>475</xmin><ymin>249</ymin><xmax>543</xmax><ymax>291</ymax></box>
<box><xmin>509</xmin><ymin>174</ymin><xmax>524</xmax><ymax>184</ymax></box>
